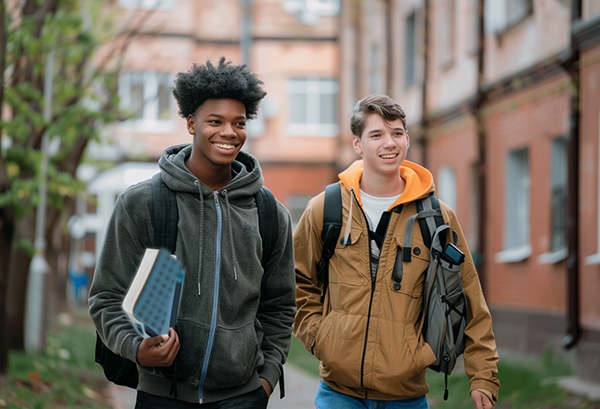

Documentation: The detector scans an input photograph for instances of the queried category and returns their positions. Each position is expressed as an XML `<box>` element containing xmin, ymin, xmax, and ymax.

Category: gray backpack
<box><xmin>404</xmin><ymin>196</ymin><xmax>468</xmax><ymax>400</ymax></box>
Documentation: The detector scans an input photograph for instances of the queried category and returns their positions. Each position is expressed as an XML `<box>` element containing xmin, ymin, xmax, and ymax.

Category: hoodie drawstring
<box><xmin>341</xmin><ymin>187</ymin><xmax>356</xmax><ymax>246</ymax></box>
<box><xmin>221</xmin><ymin>190</ymin><xmax>239</xmax><ymax>280</ymax></box>
<box><xmin>195</xmin><ymin>180</ymin><xmax>205</xmax><ymax>295</ymax></box>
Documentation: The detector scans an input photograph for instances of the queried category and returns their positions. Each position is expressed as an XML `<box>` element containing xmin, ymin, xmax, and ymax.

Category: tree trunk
<box><xmin>6</xmin><ymin>213</ymin><xmax>34</xmax><ymax>350</ymax></box>
<box><xmin>0</xmin><ymin>0</ymin><xmax>10</xmax><ymax>386</ymax></box>
<box><xmin>0</xmin><ymin>209</ymin><xmax>15</xmax><ymax>386</ymax></box>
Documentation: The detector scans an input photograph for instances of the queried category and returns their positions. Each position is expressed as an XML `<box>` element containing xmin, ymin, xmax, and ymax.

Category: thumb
<box><xmin>147</xmin><ymin>333</ymin><xmax>169</xmax><ymax>346</ymax></box>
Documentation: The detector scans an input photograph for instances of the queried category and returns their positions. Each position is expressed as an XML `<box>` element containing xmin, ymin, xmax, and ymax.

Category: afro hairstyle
<box><xmin>172</xmin><ymin>57</ymin><xmax>267</xmax><ymax>120</ymax></box>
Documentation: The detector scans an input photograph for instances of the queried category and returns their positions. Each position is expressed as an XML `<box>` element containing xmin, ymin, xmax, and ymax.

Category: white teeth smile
<box><xmin>380</xmin><ymin>154</ymin><xmax>398</xmax><ymax>159</ymax></box>
<box><xmin>214</xmin><ymin>143</ymin><xmax>235</xmax><ymax>150</ymax></box>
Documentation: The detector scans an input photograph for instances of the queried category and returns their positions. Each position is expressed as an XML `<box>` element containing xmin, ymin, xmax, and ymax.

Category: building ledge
<box><xmin>537</xmin><ymin>248</ymin><xmax>568</xmax><ymax>264</ymax></box>
<box><xmin>495</xmin><ymin>245</ymin><xmax>532</xmax><ymax>263</ymax></box>
<box><xmin>558</xmin><ymin>376</ymin><xmax>600</xmax><ymax>401</ymax></box>
<box><xmin>573</xmin><ymin>14</ymin><xmax>600</xmax><ymax>50</ymax></box>
<box><xmin>585</xmin><ymin>252</ymin><xmax>600</xmax><ymax>265</ymax></box>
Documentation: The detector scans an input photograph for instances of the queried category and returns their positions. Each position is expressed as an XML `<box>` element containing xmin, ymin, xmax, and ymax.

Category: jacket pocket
<box><xmin>330</xmin><ymin>228</ymin><xmax>367</xmax><ymax>286</ymax></box>
<box><xmin>170</xmin><ymin>319</ymin><xmax>260</xmax><ymax>389</ymax></box>
<box><xmin>405</xmin><ymin>323</ymin><xmax>436</xmax><ymax>379</ymax></box>
<box><xmin>312</xmin><ymin>311</ymin><xmax>336</xmax><ymax>361</ymax></box>
<box><xmin>389</xmin><ymin>235</ymin><xmax>430</xmax><ymax>298</ymax></box>
<box><xmin>203</xmin><ymin>321</ymin><xmax>260</xmax><ymax>389</ymax></box>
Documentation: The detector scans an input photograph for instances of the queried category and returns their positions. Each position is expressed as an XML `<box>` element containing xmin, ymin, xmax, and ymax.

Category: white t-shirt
<box><xmin>360</xmin><ymin>189</ymin><xmax>401</xmax><ymax>230</ymax></box>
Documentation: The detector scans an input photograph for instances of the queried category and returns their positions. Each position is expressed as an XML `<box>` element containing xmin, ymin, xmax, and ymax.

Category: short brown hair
<box><xmin>350</xmin><ymin>94</ymin><xmax>408</xmax><ymax>137</ymax></box>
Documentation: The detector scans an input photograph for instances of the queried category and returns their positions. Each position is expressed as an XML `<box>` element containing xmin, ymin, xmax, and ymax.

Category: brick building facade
<box><xmin>81</xmin><ymin>0</ymin><xmax>600</xmax><ymax>385</ymax></box>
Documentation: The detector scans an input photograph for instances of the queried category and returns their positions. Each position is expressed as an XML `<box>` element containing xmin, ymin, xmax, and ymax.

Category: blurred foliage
<box><xmin>0</xmin><ymin>0</ymin><xmax>123</xmax><ymax>224</ymax></box>
<box><xmin>0</xmin><ymin>312</ymin><xmax>111</xmax><ymax>409</ymax></box>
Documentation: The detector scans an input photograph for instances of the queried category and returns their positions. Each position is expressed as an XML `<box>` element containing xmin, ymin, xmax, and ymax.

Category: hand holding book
<box><xmin>137</xmin><ymin>327</ymin><xmax>180</xmax><ymax>367</ymax></box>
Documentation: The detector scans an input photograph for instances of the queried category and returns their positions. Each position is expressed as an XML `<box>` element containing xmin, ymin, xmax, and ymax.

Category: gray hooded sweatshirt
<box><xmin>89</xmin><ymin>144</ymin><xmax>296</xmax><ymax>404</ymax></box>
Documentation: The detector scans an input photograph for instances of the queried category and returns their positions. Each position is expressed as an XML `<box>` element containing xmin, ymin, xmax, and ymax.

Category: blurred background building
<box><xmin>78</xmin><ymin>0</ymin><xmax>600</xmax><ymax>386</ymax></box>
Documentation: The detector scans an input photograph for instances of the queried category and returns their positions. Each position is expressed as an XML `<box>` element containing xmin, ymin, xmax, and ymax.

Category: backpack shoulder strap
<box><xmin>255</xmin><ymin>186</ymin><xmax>279</xmax><ymax>270</ymax></box>
<box><xmin>316</xmin><ymin>183</ymin><xmax>343</xmax><ymax>301</ymax></box>
<box><xmin>254</xmin><ymin>186</ymin><xmax>286</xmax><ymax>399</ymax></box>
<box><xmin>151</xmin><ymin>172</ymin><xmax>178</xmax><ymax>254</ymax></box>
<box><xmin>416</xmin><ymin>194</ymin><xmax>444</xmax><ymax>249</ymax></box>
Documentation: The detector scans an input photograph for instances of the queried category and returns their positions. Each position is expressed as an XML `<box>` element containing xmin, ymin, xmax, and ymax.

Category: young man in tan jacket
<box><xmin>293</xmin><ymin>94</ymin><xmax>500</xmax><ymax>409</ymax></box>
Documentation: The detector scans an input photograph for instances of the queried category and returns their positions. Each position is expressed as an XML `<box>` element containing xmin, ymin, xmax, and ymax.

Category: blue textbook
<box><xmin>122</xmin><ymin>248</ymin><xmax>185</xmax><ymax>338</ymax></box>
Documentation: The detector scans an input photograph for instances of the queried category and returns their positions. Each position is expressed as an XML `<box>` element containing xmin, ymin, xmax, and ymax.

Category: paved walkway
<box><xmin>108</xmin><ymin>364</ymin><xmax>320</xmax><ymax>408</ymax></box>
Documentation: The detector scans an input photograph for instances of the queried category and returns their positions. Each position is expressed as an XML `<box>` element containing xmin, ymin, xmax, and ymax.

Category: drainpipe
<box><xmin>420</xmin><ymin>0</ymin><xmax>430</xmax><ymax>168</ymax></box>
<box><xmin>385</xmin><ymin>0</ymin><xmax>393</xmax><ymax>95</ymax></box>
<box><xmin>562</xmin><ymin>0</ymin><xmax>582</xmax><ymax>350</ymax></box>
<box><xmin>474</xmin><ymin>0</ymin><xmax>487</xmax><ymax>291</ymax></box>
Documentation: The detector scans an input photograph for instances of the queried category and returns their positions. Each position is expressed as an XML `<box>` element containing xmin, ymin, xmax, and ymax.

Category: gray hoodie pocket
<box><xmin>203</xmin><ymin>321</ymin><xmax>260</xmax><ymax>389</ymax></box>
<box><xmin>173</xmin><ymin>320</ymin><xmax>260</xmax><ymax>389</ymax></box>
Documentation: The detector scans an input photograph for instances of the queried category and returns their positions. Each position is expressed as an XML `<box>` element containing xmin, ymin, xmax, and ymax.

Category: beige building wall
<box><xmin>484</xmin><ymin>0</ymin><xmax>571</xmax><ymax>85</ymax></box>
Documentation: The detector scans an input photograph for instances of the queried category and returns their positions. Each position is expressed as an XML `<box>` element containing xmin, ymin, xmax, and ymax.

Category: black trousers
<box><xmin>134</xmin><ymin>387</ymin><xmax>269</xmax><ymax>409</ymax></box>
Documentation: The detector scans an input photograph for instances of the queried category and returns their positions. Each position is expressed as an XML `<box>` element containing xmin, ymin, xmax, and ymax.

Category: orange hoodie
<box><xmin>293</xmin><ymin>159</ymin><xmax>500</xmax><ymax>402</ymax></box>
<box><xmin>339</xmin><ymin>159</ymin><xmax>435</xmax><ymax>208</ymax></box>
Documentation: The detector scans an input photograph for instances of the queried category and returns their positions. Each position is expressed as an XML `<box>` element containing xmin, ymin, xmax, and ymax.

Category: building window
<box><xmin>539</xmin><ymin>137</ymin><xmax>568</xmax><ymax>264</ymax></box>
<box><xmin>550</xmin><ymin>137</ymin><xmax>568</xmax><ymax>252</ymax></box>
<box><xmin>283</xmin><ymin>0</ymin><xmax>340</xmax><ymax>24</ymax></box>
<box><xmin>405</xmin><ymin>11</ymin><xmax>418</xmax><ymax>86</ymax></box>
<box><xmin>119</xmin><ymin>0</ymin><xmax>178</xmax><ymax>10</ymax></box>
<box><xmin>496</xmin><ymin>148</ymin><xmax>531</xmax><ymax>263</ymax></box>
<box><xmin>119</xmin><ymin>71</ymin><xmax>175</xmax><ymax>133</ymax></box>
<box><xmin>485</xmin><ymin>0</ymin><xmax>532</xmax><ymax>34</ymax></box>
<box><xmin>438</xmin><ymin>167</ymin><xmax>457</xmax><ymax>212</ymax></box>
<box><xmin>439</xmin><ymin>0</ymin><xmax>456</xmax><ymax>68</ymax></box>
<box><xmin>283</xmin><ymin>0</ymin><xmax>340</xmax><ymax>16</ymax></box>
<box><xmin>287</xmin><ymin>195</ymin><xmax>313</xmax><ymax>230</ymax></box>
<box><xmin>286</xmin><ymin>77</ymin><xmax>338</xmax><ymax>136</ymax></box>
<box><xmin>369</xmin><ymin>43</ymin><xmax>382</xmax><ymax>94</ymax></box>
<box><xmin>586</xmin><ymin>115</ymin><xmax>600</xmax><ymax>265</ymax></box>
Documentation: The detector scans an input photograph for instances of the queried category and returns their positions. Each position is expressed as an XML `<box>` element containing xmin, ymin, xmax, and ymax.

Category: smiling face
<box><xmin>353</xmin><ymin>113</ymin><xmax>410</xmax><ymax>178</ymax></box>
<box><xmin>186</xmin><ymin>98</ymin><xmax>247</xmax><ymax>184</ymax></box>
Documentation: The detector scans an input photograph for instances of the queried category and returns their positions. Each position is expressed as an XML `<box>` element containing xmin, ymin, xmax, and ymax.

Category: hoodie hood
<box><xmin>157</xmin><ymin>144</ymin><xmax>264</xmax><ymax>198</ymax></box>
<box><xmin>338</xmin><ymin>159</ymin><xmax>435</xmax><ymax>210</ymax></box>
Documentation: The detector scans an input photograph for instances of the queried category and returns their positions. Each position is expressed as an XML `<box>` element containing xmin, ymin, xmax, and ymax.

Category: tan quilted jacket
<box><xmin>293</xmin><ymin>160</ymin><xmax>500</xmax><ymax>401</ymax></box>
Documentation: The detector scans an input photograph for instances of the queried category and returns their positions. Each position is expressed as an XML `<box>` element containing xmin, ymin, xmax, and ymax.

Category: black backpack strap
<box><xmin>316</xmin><ymin>183</ymin><xmax>342</xmax><ymax>303</ymax></box>
<box><xmin>152</xmin><ymin>172</ymin><xmax>178</xmax><ymax>253</ymax></box>
<box><xmin>416</xmin><ymin>194</ymin><xmax>444</xmax><ymax>249</ymax></box>
<box><xmin>254</xmin><ymin>186</ymin><xmax>285</xmax><ymax>399</ymax></box>
<box><xmin>255</xmin><ymin>186</ymin><xmax>279</xmax><ymax>270</ymax></box>
<box><xmin>151</xmin><ymin>172</ymin><xmax>180</xmax><ymax>397</ymax></box>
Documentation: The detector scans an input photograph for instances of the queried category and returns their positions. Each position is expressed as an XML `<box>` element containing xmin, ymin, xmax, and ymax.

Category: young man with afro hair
<box><xmin>89</xmin><ymin>58</ymin><xmax>296</xmax><ymax>408</ymax></box>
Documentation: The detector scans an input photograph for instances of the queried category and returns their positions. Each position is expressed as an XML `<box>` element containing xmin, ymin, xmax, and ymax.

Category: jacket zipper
<box><xmin>198</xmin><ymin>191</ymin><xmax>223</xmax><ymax>403</ymax></box>
<box><xmin>357</xmin><ymin>193</ymin><xmax>397</xmax><ymax>396</ymax></box>
<box><xmin>353</xmin><ymin>189</ymin><xmax>375</xmax><ymax>392</ymax></box>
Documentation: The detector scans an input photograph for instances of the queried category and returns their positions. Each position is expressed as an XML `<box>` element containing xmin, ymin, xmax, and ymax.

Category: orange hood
<box><xmin>338</xmin><ymin>160</ymin><xmax>435</xmax><ymax>210</ymax></box>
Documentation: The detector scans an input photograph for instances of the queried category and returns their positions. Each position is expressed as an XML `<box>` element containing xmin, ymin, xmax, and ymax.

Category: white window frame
<box><xmin>286</xmin><ymin>77</ymin><xmax>339</xmax><ymax>136</ymax></box>
<box><xmin>495</xmin><ymin>148</ymin><xmax>531</xmax><ymax>263</ymax></box>
<box><xmin>485</xmin><ymin>0</ymin><xmax>532</xmax><ymax>34</ymax></box>
<box><xmin>439</xmin><ymin>0</ymin><xmax>456</xmax><ymax>68</ymax></box>
<box><xmin>586</xmin><ymin>115</ymin><xmax>600</xmax><ymax>265</ymax></box>
<box><xmin>438</xmin><ymin>166</ymin><xmax>457</xmax><ymax>212</ymax></box>
<box><xmin>283</xmin><ymin>0</ymin><xmax>340</xmax><ymax>16</ymax></box>
<box><xmin>538</xmin><ymin>137</ymin><xmax>568</xmax><ymax>264</ymax></box>
<box><xmin>119</xmin><ymin>0</ymin><xmax>178</xmax><ymax>10</ymax></box>
<box><xmin>119</xmin><ymin>71</ymin><xmax>175</xmax><ymax>134</ymax></box>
